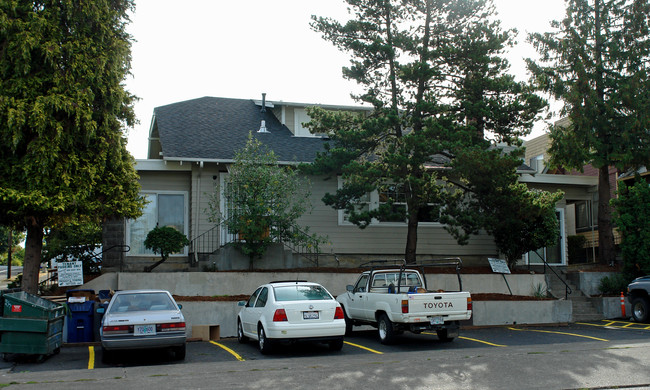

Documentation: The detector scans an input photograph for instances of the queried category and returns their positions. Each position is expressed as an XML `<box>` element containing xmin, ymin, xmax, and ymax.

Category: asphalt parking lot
<box><xmin>1</xmin><ymin>319</ymin><xmax>649</xmax><ymax>372</ymax></box>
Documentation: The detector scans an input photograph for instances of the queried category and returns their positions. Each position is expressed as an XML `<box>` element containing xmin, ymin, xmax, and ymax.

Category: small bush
<box><xmin>598</xmin><ymin>274</ymin><xmax>629</xmax><ymax>296</ymax></box>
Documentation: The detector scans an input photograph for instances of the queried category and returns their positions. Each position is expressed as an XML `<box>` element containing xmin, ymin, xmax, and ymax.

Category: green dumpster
<box><xmin>0</xmin><ymin>291</ymin><xmax>65</xmax><ymax>357</ymax></box>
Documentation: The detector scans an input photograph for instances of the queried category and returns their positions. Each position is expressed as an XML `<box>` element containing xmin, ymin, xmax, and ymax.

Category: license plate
<box><xmin>429</xmin><ymin>316</ymin><xmax>443</xmax><ymax>325</ymax></box>
<box><xmin>134</xmin><ymin>324</ymin><xmax>156</xmax><ymax>336</ymax></box>
<box><xmin>303</xmin><ymin>311</ymin><xmax>319</xmax><ymax>320</ymax></box>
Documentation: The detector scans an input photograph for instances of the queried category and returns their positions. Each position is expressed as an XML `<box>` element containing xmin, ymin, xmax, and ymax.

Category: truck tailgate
<box><xmin>407</xmin><ymin>292</ymin><xmax>471</xmax><ymax>317</ymax></box>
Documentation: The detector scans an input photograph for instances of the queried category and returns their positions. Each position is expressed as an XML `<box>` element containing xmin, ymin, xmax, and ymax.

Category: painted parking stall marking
<box><xmin>421</xmin><ymin>332</ymin><xmax>507</xmax><ymax>347</ymax></box>
<box><xmin>578</xmin><ymin>320</ymin><xmax>650</xmax><ymax>331</ymax></box>
<box><xmin>210</xmin><ymin>341</ymin><xmax>245</xmax><ymax>361</ymax></box>
<box><xmin>343</xmin><ymin>341</ymin><xmax>384</xmax><ymax>354</ymax></box>
<box><xmin>508</xmin><ymin>327</ymin><xmax>609</xmax><ymax>342</ymax></box>
<box><xmin>88</xmin><ymin>346</ymin><xmax>95</xmax><ymax>369</ymax></box>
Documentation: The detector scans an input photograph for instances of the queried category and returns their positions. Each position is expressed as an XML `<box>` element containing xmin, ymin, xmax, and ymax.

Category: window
<box><xmin>255</xmin><ymin>287</ymin><xmax>269</xmax><ymax>307</ymax></box>
<box><xmin>337</xmin><ymin>177</ymin><xmax>441</xmax><ymax>226</ymax></box>
<box><xmin>273</xmin><ymin>285</ymin><xmax>333</xmax><ymax>301</ymax></box>
<box><xmin>354</xmin><ymin>275</ymin><xmax>369</xmax><ymax>293</ymax></box>
<box><xmin>575</xmin><ymin>200</ymin><xmax>593</xmax><ymax>231</ymax></box>
<box><xmin>247</xmin><ymin>287</ymin><xmax>262</xmax><ymax>307</ymax></box>
<box><xmin>377</xmin><ymin>184</ymin><xmax>407</xmax><ymax>223</ymax></box>
<box><xmin>127</xmin><ymin>192</ymin><xmax>188</xmax><ymax>256</ymax></box>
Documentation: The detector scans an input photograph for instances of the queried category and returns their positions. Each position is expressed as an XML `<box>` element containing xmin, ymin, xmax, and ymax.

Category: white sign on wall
<box><xmin>488</xmin><ymin>258</ymin><xmax>511</xmax><ymax>274</ymax></box>
<box><xmin>57</xmin><ymin>261</ymin><xmax>84</xmax><ymax>287</ymax></box>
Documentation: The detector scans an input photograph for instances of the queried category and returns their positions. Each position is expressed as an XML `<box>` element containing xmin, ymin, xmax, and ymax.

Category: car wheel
<box><xmin>436</xmin><ymin>329</ymin><xmax>454</xmax><ymax>342</ymax></box>
<box><xmin>174</xmin><ymin>344</ymin><xmax>186</xmax><ymax>360</ymax></box>
<box><xmin>258</xmin><ymin>326</ymin><xmax>273</xmax><ymax>355</ymax></box>
<box><xmin>632</xmin><ymin>296</ymin><xmax>650</xmax><ymax>323</ymax></box>
<box><xmin>101</xmin><ymin>347</ymin><xmax>113</xmax><ymax>364</ymax></box>
<box><xmin>378</xmin><ymin>313</ymin><xmax>395</xmax><ymax>345</ymax></box>
<box><xmin>343</xmin><ymin>307</ymin><xmax>353</xmax><ymax>336</ymax></box>
<box><xmin>237</xmin><ymin>320</ymin><xmax>249</xmax><ymax>344</ymax></box>
<box><xmin>329</xmin><ymin>337</ymin><xmax>344</xmax><ymax>351</ymax></box>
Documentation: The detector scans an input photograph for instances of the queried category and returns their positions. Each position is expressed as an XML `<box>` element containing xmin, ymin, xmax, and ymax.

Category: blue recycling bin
<box><xmin>66</xmin><ymin>290</ymin><xmax>95</xmax><ymax>343</ymax></box>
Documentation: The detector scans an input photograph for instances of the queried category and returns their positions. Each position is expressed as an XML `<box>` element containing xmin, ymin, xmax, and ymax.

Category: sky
<box><xmin>124</xmin><ymin>0</ymin><xmax>567</xmax><ymax>159</ymax></box>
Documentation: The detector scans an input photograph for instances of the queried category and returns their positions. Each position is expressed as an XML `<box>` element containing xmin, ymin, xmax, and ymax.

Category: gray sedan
<box><xmin>100</xmin><ymin>290</ymin><xmax>186</xmax><ymax>362</ymax></box>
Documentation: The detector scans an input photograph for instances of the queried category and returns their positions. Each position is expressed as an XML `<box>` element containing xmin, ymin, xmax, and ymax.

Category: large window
<box><xmin>128</xmin><ymin>192</ymin><xmax>188</xmax><ymax>256</ymax></box>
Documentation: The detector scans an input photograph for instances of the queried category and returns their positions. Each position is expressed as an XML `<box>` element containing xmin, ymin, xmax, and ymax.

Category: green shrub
<box><xmin>598</xmin><ymin>274</ymin><xmax>630</xmax><ymax>296</ymax></box>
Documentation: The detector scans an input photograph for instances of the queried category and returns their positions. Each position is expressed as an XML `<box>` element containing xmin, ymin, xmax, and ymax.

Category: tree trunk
<box><xmin>144</xmin><ymin>255</ymin><xmax>168</xmax><ymax>272</ymax></box>
<box><xmin>405</xmin><ymin>211</ymin><xmax>418</xmax><ymax>264</ymax></box>
<box><xmin>23</xmin><ymin>223</ymin><xmax>44</xmax><ymax>294</ymax></box>
<box><xmin>597</xmin><ymin>165</ymin><xmax>616</xmax><ymax>264</ymax></box>
<box><xmin>7</xmin><ymin>230</ymin><xmax>12</xmax><ymax>279</ymax></box>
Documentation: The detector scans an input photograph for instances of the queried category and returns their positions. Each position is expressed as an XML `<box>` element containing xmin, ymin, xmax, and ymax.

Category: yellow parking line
<box><xmin>88</xmin><ymin>346</ymin><xmax>95</xmax><ymax>370</ymax></box>
<box><xmin>578</xmin><ymin>321</ymin><xmax>650</xmax><ymax>331</ymax></box>
<box><xmin>343</xmin><ymin>341</ymin><xmax>383</xmax><ymax>354</ymax></box>
<box><xmin>422</xmin><ymin>332</ymin><xmax>506</xmax><ymax>347</ymax></box>
<box><xmin>459</xmin><ymin>336</ymin><xmax>507</xmax><ymax>347</ymax></box>
<box><xmin>209</xmin><ymin>341</ymin><xmax>245</xmax><ymax>361</ymax></box>
<box><xmin>508</xmin><ymin>327</ymin><xmax>608</xmax><ymax>342</ymax></box>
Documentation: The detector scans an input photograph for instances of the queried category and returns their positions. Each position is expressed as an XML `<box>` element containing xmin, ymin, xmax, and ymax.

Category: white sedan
<box><xmin>100</xmin><ymin>290</ymin><xmax>186</xmax><ymax>362</ymax></box>
<box><xmin>237</xmin><ymin>281</ymin><xmax>346</xmax><ymax>354</ymax></box>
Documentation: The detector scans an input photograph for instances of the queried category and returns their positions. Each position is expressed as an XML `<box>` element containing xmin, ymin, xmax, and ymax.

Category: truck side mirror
<box><xmin>346</xmin><ymin>285</ymin><xmax>354</xmax><ymax>292</ymax></box>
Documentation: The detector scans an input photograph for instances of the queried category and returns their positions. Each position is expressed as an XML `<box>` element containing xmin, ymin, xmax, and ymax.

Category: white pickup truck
<box><xmin>337</xmin><ymin>259</ymin><xmax>472</xmax><ymax>344</ymax></box>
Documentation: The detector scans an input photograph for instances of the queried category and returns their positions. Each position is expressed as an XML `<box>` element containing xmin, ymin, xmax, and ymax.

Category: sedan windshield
<box><xmin>109</xmin><ymin>293</ymin><xmax>176</xmax><ymax>312</ymax></box>
<box><xmin>274</xmin><ymin>285</ymin><xmax>333</xmax><ymax>302</ymax></box>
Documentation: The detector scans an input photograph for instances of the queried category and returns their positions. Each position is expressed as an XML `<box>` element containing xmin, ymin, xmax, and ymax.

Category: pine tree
<box><xmin>527</xmin><ymin>0</ymin><xmax>650</xmax><ymax>264</ymax></box>
<box><xmin>306</xmin><ymin>0</ymin><xmax>552</xmax><ymax>263</ymax></box>
<box><xmin>0</xmin><ymin>0</ymin><xmax>144</xmax><ymax>293</ymax></box>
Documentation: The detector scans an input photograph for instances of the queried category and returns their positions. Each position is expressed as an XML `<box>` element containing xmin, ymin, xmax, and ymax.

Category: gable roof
<box><xmin>152</xmin><ymin>96</ymin><xmax>328</xmax><ymax>164</ymax></box>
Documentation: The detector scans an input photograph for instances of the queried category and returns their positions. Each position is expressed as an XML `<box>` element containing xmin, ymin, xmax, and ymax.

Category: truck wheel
<box><xmin>632</xmin><ymin>297</ymin><xmax>650</xmax><ymax>323</ymax></box>
<box><xmin>378</xmin><ymin>313</ymin><xmax>395</xmax><ymax>344</ymax></box>
<box><xmin>343</xmin><ymin>307</ymin><xmax>353</xmax><ymax>336</ymax></box>
<box><xmin>437</xmin><ymin>329</ymin><xmax>454</xmax><ymax>342</ymax></box>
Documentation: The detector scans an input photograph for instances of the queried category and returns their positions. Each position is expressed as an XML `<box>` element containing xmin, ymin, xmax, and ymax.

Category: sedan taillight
<box><xmin>159</xmin><ymin>322</ymin><xmax>186</xmax><ymax>332</ymax></box>
<box><xmin>334</xmin><ymin>307</ymin><xmax>344</xmax><ymax>320</ymax></box>
<box><xmin>273</xmin><ymin>309</ymin><xmax>288</xmax><ymax>322</ymax></box>
<box><xmin>102</xmin><ymin>325</ymin><xmax>129</xmax><ymax>335</ymax></box>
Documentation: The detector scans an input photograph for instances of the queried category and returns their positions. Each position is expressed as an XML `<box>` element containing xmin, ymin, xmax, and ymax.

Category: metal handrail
<box><xmin>529</xmin><ymin>249</ymin><xmax>572</xmax><ymax>299</ymax></box>
<box><xmin>189</xmin><ymin>225</ymin><xmax>221</xmax><ymax>264</ymax></box>
<box><xmin>278</xmin><ymin>226</ymin><xmax>321</xmax><ymax>267</ymax></box>
<box><xmin>188</xmin><ymin>223</ymin><xmax>323</xmax><ymax>267</ymax></box>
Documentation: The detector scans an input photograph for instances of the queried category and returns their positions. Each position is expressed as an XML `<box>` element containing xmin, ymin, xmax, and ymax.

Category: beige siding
<box><xmin>190</xmin><ymin>166</ymin><xmax>223</xmax><ymax>243</ymax></box>
<box><xmin>524</xmin><ymin>133</ymin><xmax>550</xmax><ymax>162</ymax></box>
<box><xmin>284</xmin><ymin>106</ymin><xmax>295</xmax><ymax>134</ymax></box>
<box><xmin>297</xmin><ymin>176</ymin><xmax>498</xmax><ymax>257</ymax></box>
<box><xmin>139</xmin><ymin>171</ymin><xmax>191</xmax><ymax>192</ymax></box>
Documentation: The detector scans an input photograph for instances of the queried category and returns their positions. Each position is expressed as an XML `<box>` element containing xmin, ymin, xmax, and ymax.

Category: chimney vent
<box><xmin>261</xmin><ymin>93</ymin><xmax>266</xmax><ymax>113</ymax></box>
<box><xmin>258</xmin><ymin>120</ymin><xmax>268</xmax><ymax>133</ymax></box>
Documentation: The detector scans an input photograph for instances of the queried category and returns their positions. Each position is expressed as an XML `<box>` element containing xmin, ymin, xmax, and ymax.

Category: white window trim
<box><xmin>336</xmin><ymin>177</ymin><xmax>442</xmax><ymax>227</ymax></box>
<box><xmin>126</xmin><ymin>190</ymin><xmax>189</xmax><ymax>257</ymax></box>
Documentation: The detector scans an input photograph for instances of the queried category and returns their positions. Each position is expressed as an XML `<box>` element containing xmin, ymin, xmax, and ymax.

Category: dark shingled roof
<box><xmin>153</xmin><ymin>96</ymin><xmax>328</xmax><ymax>163</ymax></box>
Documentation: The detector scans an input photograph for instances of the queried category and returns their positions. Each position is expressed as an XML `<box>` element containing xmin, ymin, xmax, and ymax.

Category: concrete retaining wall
<box><xmin>471</xmin><ymin>300</ymin><xmax>572</xmax><ymax>326</ymax></box>
<box><xmin>566</xmin><ymin>272</ymin><xmax>618</xmax><ymax>296</ymax></box>
<box><xmin>81</xmin><ymin>271</ymin><xmax>555</xmax><ymax>338</ymax></box>
<box><xmin>82</xmin><ymin>272</ymin><xmax>546</xmax><ymax>298</ymax></box>
<box><xmin>594</xmin><ymin>296</ymin><xmax>630</xmax><ymax>320</ymax></box>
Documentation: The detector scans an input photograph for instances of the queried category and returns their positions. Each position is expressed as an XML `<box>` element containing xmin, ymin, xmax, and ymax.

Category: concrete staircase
<box><xmin>545</xmin><ymin>268</ymin><xmax>603</xmax><ymax>322</ymax></box>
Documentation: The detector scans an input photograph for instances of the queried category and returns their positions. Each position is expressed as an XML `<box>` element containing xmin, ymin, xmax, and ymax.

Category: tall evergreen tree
<box><xmin>527</xmin><ymin>0</ymin><xmax>650</xmax><ymax>264</ymax></box>
<box><xmin>0</xmin><ymin>0</ymin><xmax>145</xmax><ymax>293</ymax></box>
<box><xmin>306</xmin><ymin>0</ymin><xmax>550</xmax><ymax>263</ymax></box>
